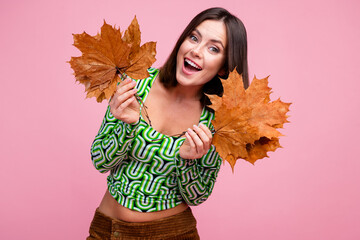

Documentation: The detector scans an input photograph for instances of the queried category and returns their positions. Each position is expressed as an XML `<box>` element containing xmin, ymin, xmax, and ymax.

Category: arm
<box><xmin>174</xmin><ymin>144</ymin><xmax>222</xmax><ymax>206</ymax></box>
<box><xmin>91</xmin><ymin>78</ymin><xmax>140</xmax><ymax>173</ymax></box>
<box><xmin>90</xmin><ymin>106</ymin><xmax>139</xmax><ymax>173</ymax></box>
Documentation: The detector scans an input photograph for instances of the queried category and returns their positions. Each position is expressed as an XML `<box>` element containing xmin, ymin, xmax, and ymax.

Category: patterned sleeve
<box><xmin>173</xmin><ymin>142</ymin><xmax>222</xmax><ymax>206</ymax></box>
<box><xmin>90</xmin><ymin>106</ymin><xmax>139</xmax><ymax>173</ymax></box>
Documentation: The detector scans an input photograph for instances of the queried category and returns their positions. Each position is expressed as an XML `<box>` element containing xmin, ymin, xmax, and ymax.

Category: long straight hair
<box><xmin>159</xmin><ymin>7</ymin><xmax>249</xmax><ymax>105</ymax></box>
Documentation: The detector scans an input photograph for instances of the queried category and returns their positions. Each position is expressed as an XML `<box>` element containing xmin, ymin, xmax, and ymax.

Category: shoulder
<box><xmin>134</xmin><ymin>67</ymin><xmax>159</xmax><ymax>82</ymax></box>
<box><xmin>199</xmin><ymin>107</ymin><xmax>215</xmax><ymax>135</ymax></box>
<box><xmin>147</xmin><ymin>67</ymin><xmax>159</xmax><ymax>76</ymax></box>
<box><xmin>135</xmin><ymin>68</ymin><xmax>159</xmax><ymax>87</ymax></box>
<box><xmin>135</xmin><ymin>67</ymin><xmax>159</xmax><ymax>99</ymax></box>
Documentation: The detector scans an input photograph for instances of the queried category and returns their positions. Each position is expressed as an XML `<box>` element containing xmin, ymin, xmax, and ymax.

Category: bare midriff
<box><xmin>98</xmin><ymin>190</ymin><xmax>189</xmax><ymax>222</ymax></box>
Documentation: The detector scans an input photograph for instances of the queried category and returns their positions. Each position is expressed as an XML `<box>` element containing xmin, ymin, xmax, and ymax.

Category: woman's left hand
<box><xmin>179</xmin><ymin>123</ymin><xmax>213</xmax><ymax>159</ymax></box>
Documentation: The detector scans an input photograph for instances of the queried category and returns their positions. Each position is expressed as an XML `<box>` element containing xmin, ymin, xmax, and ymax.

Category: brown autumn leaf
<box><xmin>206</xmin><ymin>69</ymin><xmax>291</xmax><ymax>171</ymax></box>
<box><xmin>69</xmin><ymin>16</ymin><xmax>157</xmax><ymax>102</ymax></box>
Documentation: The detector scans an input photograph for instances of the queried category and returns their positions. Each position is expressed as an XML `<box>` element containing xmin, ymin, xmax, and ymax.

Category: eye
<box><xmin>209</xmin><ymin>46</ymin><xmax>220</xmax><ymax>53</ymax></box>
<box><xmin>189</xmin><ymin>34</ymin><xmax>198</xmax><ymax>42</ymax></box>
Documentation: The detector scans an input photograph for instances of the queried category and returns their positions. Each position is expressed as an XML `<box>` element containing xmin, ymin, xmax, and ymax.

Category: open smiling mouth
<box><xmin>184</xmin><ymin>58</ymin><xmax>202</xmax><ymax>72</ymax></box>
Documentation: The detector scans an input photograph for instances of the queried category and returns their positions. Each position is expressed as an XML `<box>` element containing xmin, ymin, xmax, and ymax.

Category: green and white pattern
<box><xmin>91</xmin><ymin>68</ymin><xmax>222</xmax><ymax>212</ymax></box>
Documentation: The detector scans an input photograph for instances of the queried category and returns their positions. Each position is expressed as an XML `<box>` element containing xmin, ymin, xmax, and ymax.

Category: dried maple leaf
<box><xmin>69</xmin><ymin>16</ymin><xmax>156</xmax><ymax>102</ymax></box>
<box><xmin>206</xmin><ymin>69</ymin><xmax>291</xmax><ymax>171</ymax></box>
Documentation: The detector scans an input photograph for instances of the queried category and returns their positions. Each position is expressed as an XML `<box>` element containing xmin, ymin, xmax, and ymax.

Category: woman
<box><xmin>87</xmin><ymin>7</ymin><xmax>248</xmax><ymax>240</ymax></box>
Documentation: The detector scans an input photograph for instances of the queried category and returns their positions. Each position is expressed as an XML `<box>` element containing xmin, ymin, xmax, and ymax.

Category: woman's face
<box><xmin>176</xmin><ymin>20</ymin><xmax>227</xmax><ymax>88</ymax></box>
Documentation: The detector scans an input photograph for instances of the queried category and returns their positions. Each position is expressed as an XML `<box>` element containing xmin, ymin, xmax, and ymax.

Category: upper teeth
<box><xmin>185</xmin><ymin>59</ymin><xmax>201</xmax><ymax>70</ymax></box>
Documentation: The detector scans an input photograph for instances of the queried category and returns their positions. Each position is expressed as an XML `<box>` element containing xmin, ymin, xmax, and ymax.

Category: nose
<box><xmin>191</xmin><ymin>44</ymin><xmax>202</xmax><ymax>58</ymax></box>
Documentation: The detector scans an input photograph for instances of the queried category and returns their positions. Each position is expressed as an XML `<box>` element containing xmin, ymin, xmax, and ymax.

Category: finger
<box><xmin>117</xmin><ymin>95</ymin><xmax>136</xmax><ymax>111</ymax></box>
<box><xmin>198</xmin><ymin>123</ymin><xmax>212</xmax><ymax>139</ymax></box>
<box><xmin>185</xmin><ymin>132</ymin><xmax>196</xmax><ymax>150</ymax></box>
<box><xmin>116</xmin><ymin>78</ymin><xmax>137</xmax><ymax>95</ymax></box>
<box><xmin>117</xmin><ymin>78</ymin><xmax>132</xmax><ymax>88</ymax></box>
<box><xmin>185</xmin><ymin>132</ymin><xmax>199</xmax><ymax>159</ymax></box>
<box><xmin>192</xmin><ymin>125</ymin><xmax>211</xmax><ymax>150</ymax></box>
<box><xmin>187</xmin><ymin>128</ymin><xmax>203</xmax><ymax>154</ymax></box>
<box><xmin>198</xmin><ymin>123</ymin><xmax>212</xmax><ymax>149</ymax></box>
<box><xmin>113</xmin><ymin>88</ymin><xmax>138</xmax><ymax>109</ymax></box>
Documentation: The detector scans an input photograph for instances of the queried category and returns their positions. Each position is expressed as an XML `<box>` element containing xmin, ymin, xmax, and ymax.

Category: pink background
<box><xmin>1</xmin><ymin>0</ymin><xmax>359</xmax><ymax>239</ymax></box>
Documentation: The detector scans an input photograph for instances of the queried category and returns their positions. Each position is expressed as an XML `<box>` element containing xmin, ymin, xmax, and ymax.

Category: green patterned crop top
<box><xmin>90</xmin><ymin>68</ymin><xmax>222</xmax><ymax>212</ymax></box>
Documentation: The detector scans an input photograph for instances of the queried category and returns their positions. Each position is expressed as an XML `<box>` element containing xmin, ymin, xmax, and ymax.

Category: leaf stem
<box><xmin>118</xmin><ymin>71</ymin><xmax>152</xmax><ymax>126</ymax></box>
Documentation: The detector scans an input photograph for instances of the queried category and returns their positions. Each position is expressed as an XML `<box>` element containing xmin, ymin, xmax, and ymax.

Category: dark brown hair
<box><xmin>159</xmin><ymin>7</ymin><xmax>249</xmax><ymax>105</ymax></box>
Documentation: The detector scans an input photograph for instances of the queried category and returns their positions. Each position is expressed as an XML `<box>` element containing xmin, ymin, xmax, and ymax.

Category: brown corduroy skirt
<box><xmin>86</xmin><ymin>207</ymin><xmax>200</xmax><ymax>240</ymax></box>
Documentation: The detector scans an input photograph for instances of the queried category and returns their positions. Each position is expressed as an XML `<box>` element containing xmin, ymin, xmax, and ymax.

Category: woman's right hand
<box><xmin>109</xmin><ymin>78</ymin><xmax>140</xmax><ymax>124</ymax></box>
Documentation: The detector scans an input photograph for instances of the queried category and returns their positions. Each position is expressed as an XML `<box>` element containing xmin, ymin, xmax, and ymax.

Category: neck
<box><xmin>156</xmin><ymin>75</ymin><xmax>203</xmax><ymax>103</ymax></box>
<box><xmin>169</xmin><ymin>84</ymin><xmax>203</xmax><ymax>103</ymax></box>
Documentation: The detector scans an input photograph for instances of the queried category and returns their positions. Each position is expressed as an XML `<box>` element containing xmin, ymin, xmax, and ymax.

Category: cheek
<box><xmin>207</xmin><ymin>56</ymin><xmax>225</xmax><ymax>72</ymax></box>
<box><xmin>176</xmin><ymin>49</ymin><xmax>184</xmax><ymax>66</ymax></box>
<box><xmin>177</xmin><ymin>43</ymin><xmax>188</xmax><ymax>61</ymax></box>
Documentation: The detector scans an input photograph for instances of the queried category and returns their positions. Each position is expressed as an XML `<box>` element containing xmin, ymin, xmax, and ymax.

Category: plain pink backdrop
<box><xmin>1</xmin><ymin>0</ymin><xmax>359</xmax><ymax>239</ymax></box>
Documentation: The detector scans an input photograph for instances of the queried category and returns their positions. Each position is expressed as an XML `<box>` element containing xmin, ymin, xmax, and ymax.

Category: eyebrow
<box><xmin>194</xmin><ymin>29</ymin><xmax>226</xmax><ymax>49</ymax></box>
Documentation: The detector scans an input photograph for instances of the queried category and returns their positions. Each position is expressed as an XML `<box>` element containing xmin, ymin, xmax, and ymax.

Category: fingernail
<box><xmin>193</xmin><ymin>125</ymin><xmax>198</xmax><ymax>129</ymax></box>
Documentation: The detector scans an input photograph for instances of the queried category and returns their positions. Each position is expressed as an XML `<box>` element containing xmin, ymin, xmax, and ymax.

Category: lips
<box><xmin>183</xmin><ymin>58</ymin><xmax>202</xmax><ymax>75</ymax></box>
